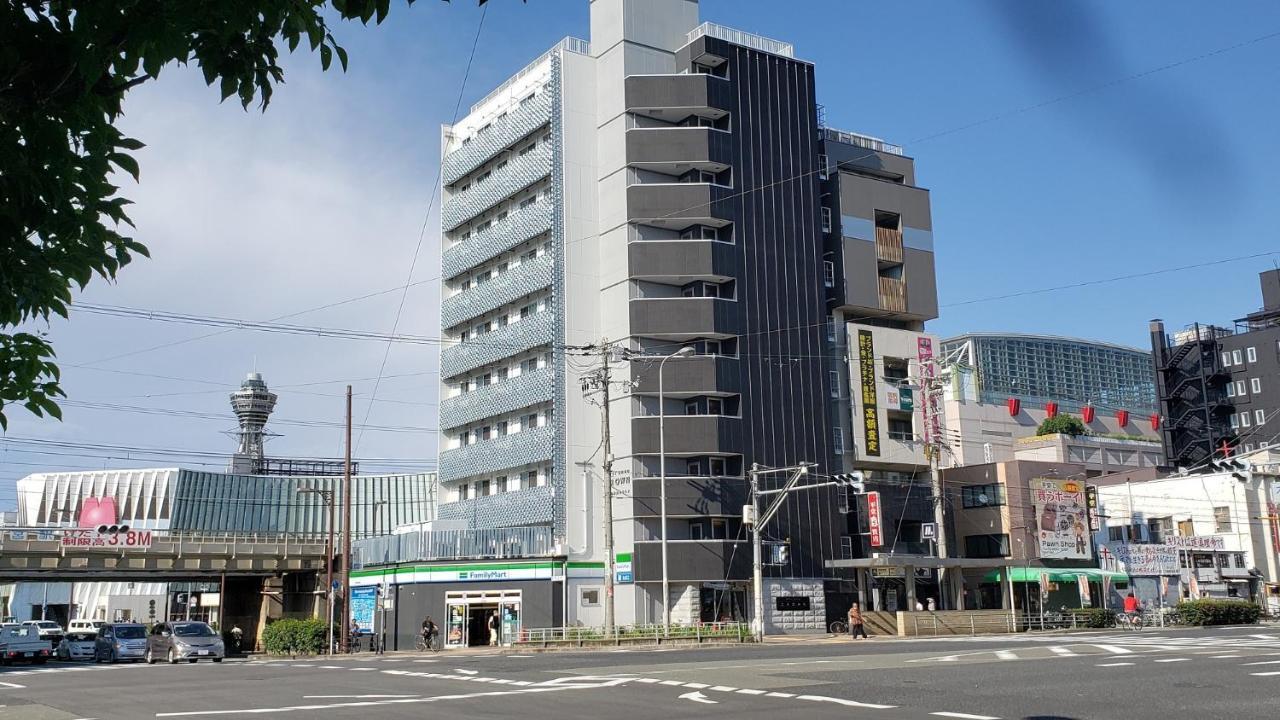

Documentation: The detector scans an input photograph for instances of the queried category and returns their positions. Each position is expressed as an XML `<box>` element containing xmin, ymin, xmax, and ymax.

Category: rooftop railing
<box><xmin>820</xmin><ymin>127</ymin><xmax>905</xmax><ymax>156</ymax></box>
<box><xmin>469</xmin><ymin>37</ymin><xmax>589</xmax><ymax>114</ymax></box>
<box><xmin>687</xmin><ymin>22</ymin><xmax>794</xmax><ymax>58</ymax></box>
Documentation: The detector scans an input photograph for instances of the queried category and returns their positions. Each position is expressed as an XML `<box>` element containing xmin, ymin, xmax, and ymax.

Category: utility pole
<box><xmin>581</xmin><ymin>341</ymin><xmax>622</xmax><ymax>638</ymax></box>
<box><xmin>341</xmin><ymin>385</ymin><xmax>353</xmax><ymax>652</ymax></box>
<box><xmin>919</xmin><ymin>357</ymin><xmax>951</xmax><ymax>609</ymax></box>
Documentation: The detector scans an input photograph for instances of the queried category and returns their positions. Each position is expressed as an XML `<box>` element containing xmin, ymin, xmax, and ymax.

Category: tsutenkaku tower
<box><xmin>229</xmin><ymin>372</ymin><xmax>277</xmax><ymax>467</ymax></box>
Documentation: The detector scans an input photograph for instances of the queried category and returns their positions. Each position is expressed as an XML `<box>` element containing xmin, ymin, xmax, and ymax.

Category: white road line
<box><xmin>709</xmin><ymin>686</ymin><xmax>738</xmax><ymax>692</ymax></box>
<box><xmin>683</xmin><ymin>683</ymin><xmax>709</xmax><ymax>689</ymax></box>
<box><xmin>511</xmin><ymin>681</ymin><xmax>533</xmax><ymax>686</ymax></box>
<box><xmin>931</xmin><ymin>713</ymin><xmax>1000</xmax><ymax>720</ymax></box>
<box><xmin>0</xmin><ymin>681</ymin><xmax>25</xmax><ymax>689</ymax></box>
<box><xmin>1250</xmin><ymin>671</ymin><xmax>1280</xmax><ymax>677</ymax></box>
<box><xmin>303</xmin><ymin>695</ymin><xmax>419</xmax><ymax>699</ymax></box>
<box><xmin>736</xmin><ymin>689</ymin><xmax>766</xmax><ymax>695</ymax></box>
<box><xmin>1096</xmin><ymin>662</ymin><xmax>1134</xmax><ymax>667</ymax></box>
<box><xmin>1241</xmin><ymin>660</ymin><xmax>1280</xmax><ymax>666</ymax></box>
<box><xmin>765</xmin><ymin>692</ymin><xmax>795</xmax><ymax>698</ymax></box>
<box><xmin>659</xmin><ymin>680</ymin><xmax>684</xmax><ymax>686</ymax></box>
<box><xmin>454</xmin><ymin>669</ymin><xmax>478</xmax><ymax>675</ymax></box>
<box><xmin>350</xmin><ymin>668</ymin><xmax>375</xmax><ymax>671</ymax></box>
<box><xmin>796</xmin><ymin>695</ymin><xmax>895</xmax><ymax>710</ymax></box>
<box><xmin>1154</xmin><ymin>658</ymin><xmax>1190</xmax><ymax>663</ymax></box>
<box><xmin>995</xmin><ymin>651</ymin><xmax>1018</xmax><ymax>660</ymax></box>
<box><xmin>1211</xmin><ymin>655</ymin><xmax>1241</xmax><ymax>659</ymax></box>
<box><xmin>636</xmin><ymin>679</ymin><xmax>660</xmax><ymax>684</ymax></box>
<box><xmin>1048</xmin><ymin>647</ymin><xmax>1078</xmax><ymax>657</ymax></box>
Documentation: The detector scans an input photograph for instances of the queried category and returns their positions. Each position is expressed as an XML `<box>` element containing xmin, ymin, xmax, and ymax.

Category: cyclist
<box><xmin>1122</xmin><ymin>592</ymin><xmax>1142</xmax><ymax>627</ymax></box>
<box><xmin>421</xmin><ymin>616</ymin><xmax>439</xmax><ymax>650</ymax></box>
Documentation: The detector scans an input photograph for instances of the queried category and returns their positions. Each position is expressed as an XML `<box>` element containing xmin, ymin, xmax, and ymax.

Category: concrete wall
<box><xmin>765</xmin><ymin>578</ymin><xmax>826</xmax><ymax>634</ymax></box>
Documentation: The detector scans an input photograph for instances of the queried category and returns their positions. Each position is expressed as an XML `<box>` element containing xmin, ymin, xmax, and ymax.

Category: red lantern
<box><xmin>1007</xmin><ymin>398</ymin><xmax>1021</xmax><ymax>416</ymax></box>
<box><xmin>1116</xmin><ymin>410</ymin><xmax>1130</xmax><ymax>427</ymax></box>
<box><xmin>1082</xmin><ymin>405</ymin><xmax>1096</xmax><ymax>424</ymax></box>
<box><xmin>1045</xmin><ymin>402</ymin><xmax>1058</xmax><ymax>419</ymax></box>
<box><xmin>1150</xmin><ymin>414</ymin><xmax>1161</xmax><ymax>431</ymax></box>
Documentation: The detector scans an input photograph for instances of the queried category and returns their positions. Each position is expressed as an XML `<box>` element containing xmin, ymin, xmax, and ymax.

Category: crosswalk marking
<box><xmin>1048</xmin><ymin>647</ymin><xmax>1078</xmax><ymax>657</ymax></box>
<box><xmin>1154</xmin><ymin>658</ymin><xmax>1189</xmax><ymax>663</ymax></box>
<box><xmin>931</xmin><ymin>713</ymin><xmax>1000</xmax><ymax>720</ymax></box>
<box><xmin>1241</xmin><ymin>660</ymin><xmax>1280</xmax><ymax>666</ymax></box>
<box><xmin>1097</xmin><ymin>662</ymin><xmax>1134</xmax><ymax>667</ymax></box>
<box><xmin>1251</xmin><ymin>671</ymin><xmax>1280</xmax><ymax>677</ymax></box>
<box><xmin>995</xmin><ymin>651</ymin><xmax>1018</xmax><ymax>660</ymax></box>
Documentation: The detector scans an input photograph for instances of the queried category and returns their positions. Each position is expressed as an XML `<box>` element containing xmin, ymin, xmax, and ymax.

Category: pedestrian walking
<box><xmin>487</xmin><ymin>611</ymin><xmax>499</xmax><ymax>646</ymax></box>
<box><xmin>847</xmin><ymin>602</ymin><xmax>869</xmax><ymax>640</ymax></box>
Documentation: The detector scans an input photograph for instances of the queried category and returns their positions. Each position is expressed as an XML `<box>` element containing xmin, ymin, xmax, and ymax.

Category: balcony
<box><xmin>632</xmin><ymin>415</ymin><xmax>742</xmax><ymax>455</ymax></box>
<box><xmin>878</xmin><ymin>276</ymin><xmax>907</xmax><ymax>313</ymax></box>
<box><xmin>629</xmin><ymin>297</ymin><xmax>739</xmax><ymax>336</ymax></box>
<box><xmin>438</xmin><ymin>424</ymin><xmax>555</xmax><ymax>483</ymax></box>
<box><xmin>436</xmin><ymin>485</ymin><xmax>555</xmax><ymax>529</ymax></box>
<box><xmin>630</xmin><ymin>354</ymin><xmax>740</xmax><ymax>396</ymax></box>
<box><xmin>625</xmin><ymin>127</ymin><xmax>732</xmax><ymax>167</ymax></box>
<box><xmin>627</xmin><ymin>183</ymin><xmax>733</xmax><ymax>225</ymax></box>
<box><xmin>439</xmin><ymin>367</ymin><xmax>555</xmax><ymax>430</ymax></box>
<box><xmin>633</xmin><ymin>539</ymin><xmax>751</xmax><ymax>582</ymax></box>
<box><xmin>624</xmin><ymin>73</ymin><xmax>732</xmax><ymax>115</ymax></box>
<box><xmin>443</xmin><ymin>91</ymin><xmax>553</xmax><ymax>186</ymax></box>
<box><xmin>441</xmin><ymin>145</ymin><xmax>552</xmax><ymax>232</ymax></box>
<box><xmin>354</xmin><ymin>525</ymin><xmax>555</xmax><ymax>565</ymax></box>
<box><xmin>440</xmin><ymin>311</ymin><xmax>555</xmax><ymax>380</ymax></box>
<box><xmin>627</xmin><ymin>239</ymin><xmax>737</xmax><ymax>280</ymax></box>
<box><xmin>875</xmin><ymin>227</ymin><xmax>904</xmax><ymax>264</ymax></box>
<box><xmin>442</xmin><ymin>201</ymin><xmax>553</xmax><ymax>280</ymax></box>
<box><xmin>631</xmin><ymin>475</ymin><xmax>747</xmax><ymax>517</ymax></box>
<box><xmin>441</xmin><ymin>253</ymin><xmax>554</xmax><ymax>329</ymax></box>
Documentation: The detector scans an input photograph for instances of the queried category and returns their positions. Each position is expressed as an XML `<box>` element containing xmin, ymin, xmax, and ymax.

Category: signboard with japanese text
<box><xmin>917</xmin><ymin>337</ymin><xmax>940</xmax><ymax>446</ymax></box>
<box><xmin>1086</xmin><ymin>485</ymin><xmax>1100</xmax><ymax>531</ymax></box>
<box><xmin>350</xmin><ymin>585</ymin><xmax>377</xmax><ymax>634</ymax></box>
<box><xmin>1031</xmin><ymin>477</ymin><xmax>1091</xmax><ymax>560</ymax></box>
<box><xmin>60</xmin><ymin>528</ymin><xmax>152</xmax><ymax>550</ymax></box>
<box><xmin>1162</xmin><ymin>535</ymin><xmax>1226</xmax><ymax>551</ymax></box>
<box><xmin>867</xmin><ymin>491</ymin><xmax>884</xmax><ymax>546</ymax></box>
<box><xmin>1111</xmin><ymin>543</ymin><xmax>1180</xmax><ymax>576</ymax></box>
<box><xmin>857</xmin><ymin>330</ymin><xmax>881</xmax><ymax>456</ymax></box>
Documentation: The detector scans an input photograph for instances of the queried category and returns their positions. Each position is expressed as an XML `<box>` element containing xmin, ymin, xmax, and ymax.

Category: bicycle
<box><xmin>1117</xmin><ymin>612</ymin><xmax>1144</xmax><ymax>631</ymax></box>
<box><xmin>828</xmin><ymin>620</ymin><xmax>848</xmax><ymax>635</ymax></box>
<box><xmin>415</xmin><ymin>633</ymin><xmax>440</xmax><ymax>652</ymax></box>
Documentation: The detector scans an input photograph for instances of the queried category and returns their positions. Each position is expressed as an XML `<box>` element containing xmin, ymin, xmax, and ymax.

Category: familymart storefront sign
<box><xmin>351</xmin><ymin>560</ymin><xmax>604</xmax><ymax>587</ymax></box>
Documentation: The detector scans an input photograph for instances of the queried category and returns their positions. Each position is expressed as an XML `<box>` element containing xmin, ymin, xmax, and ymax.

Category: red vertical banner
<box><xmin>1082</xmin><ymin>405</ymin><xmax>1096</xmax><ymax>424</ymax></box>
<box><xmin>1150</xmin><ymin>414</ymin><xmax>1161</xmax><ymax>431</ymax></box>
<box><xmin>1116</xmin><ymin>410</ymin><xmax>1130</xmax><ymax>427</ymax></box>
<box><xmin>867</xmin><ymin>491</ymin><xmax>883</xmax><ymax>547</ymax></box>
<box><xmin>1045</xmin><ymin>402</ymin><xmax>1059</xmax><ymax>419</ymax></box>
<box><xmin>1007</xmin><ymin>398</ymin><xmax>1021</xmax><ymax>416</ymax></box>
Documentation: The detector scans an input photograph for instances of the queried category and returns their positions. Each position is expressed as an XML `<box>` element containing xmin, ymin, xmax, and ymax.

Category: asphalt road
<box><xmin>1</xmin><ymin>626</ymin><xmax>1278</xmax><ymax>719</ymax></box>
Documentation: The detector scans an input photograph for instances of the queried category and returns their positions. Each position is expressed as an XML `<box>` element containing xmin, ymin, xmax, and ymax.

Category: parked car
<box><xmin>20</xmin><ymin>620</ymin><xmax>63</xmax><ymax>648</ymax></box>
<box><xmin>94</xmin><ymin>623</ymin><xmax>147</xmax><ymax>663</ymax></box>
<box><xmin>55</xmin><ymin>631</ymin><xmax>97</xmax><ymax>661</ymax></box>
<box><xmin>0</xmin><ymin>625</ymin><xmax>51</xmax><ymax>665</ymax></box>
<box><xmin>67</xmin><ymin>620</ymin><xmax>105</xmax><ymax>635</ymax></box>
<box><xmin>147</xmin><ymin>621</ymin><xmax>225</xmax><ymax>664</ymax></box>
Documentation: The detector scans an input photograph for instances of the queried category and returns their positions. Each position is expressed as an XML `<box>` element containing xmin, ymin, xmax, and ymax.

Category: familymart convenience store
<box><xmin>351</xmin><ymin>559</ymin><xmax>604</xmax><ymax>650</ymax></box>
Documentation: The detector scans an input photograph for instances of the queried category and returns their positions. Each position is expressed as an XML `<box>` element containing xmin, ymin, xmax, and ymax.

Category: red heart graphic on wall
<box><xmin>78</xmin><ymin>497</ymin><xmax>117</xmax><ymax>529</ymax></box>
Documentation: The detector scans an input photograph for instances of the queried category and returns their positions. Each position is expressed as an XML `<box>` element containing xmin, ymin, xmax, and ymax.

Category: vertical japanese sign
<box><xmin>866</xmin><ymin>491</ymin><xmax>883</xmax><ymax>546</ymax></box>
<box><xmin>1086</xmin><ymin>485</ymin><xmax>1100</xmax><ymax>531</ymax></box>
<box><xmin>1077</xmin><ymin>574</ymin><xmax>1092</xmax><ymax>606</ymax></box>
<box><xmin>917</xmin><ymin>337</ymin><xmax>940</xmax><ymax>447</ymax></box>
<box><xmin>1031</xmin><ymin>477</ymin><xmax>1091</xmax><ymax>560</ymax></box>
<box><xmin>858</xmin><ymin>330</ymin><xmax>881</xmax><ymax>456</ymax></box>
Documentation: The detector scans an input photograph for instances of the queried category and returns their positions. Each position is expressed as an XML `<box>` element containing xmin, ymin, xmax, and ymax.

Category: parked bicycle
<box><xmin>828</xmin><ymin>620</ymin><xmax>848</xmax><ymax>635</ymax></box>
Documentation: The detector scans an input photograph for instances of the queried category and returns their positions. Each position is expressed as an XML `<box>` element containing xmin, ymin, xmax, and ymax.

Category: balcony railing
<box><xmin>441</xmin><ymin>253</ymin><xmax>555</xmax><ymax>330</ymax></box>
<box><xmin>354</xmin><ymin>525</ymin><xmax>555</xmax><ymax>565</ymax></box>
<box><xmin>437</xmin><ymin>485</ymin><xmax>555</xmax><ymax>528</ymax></box>
<box><xmin>438</xmin><ymin>425</ymin><xmax>555</xmax><ymax>483</ymax></box>
<box><xmin>441</xmin><ymin>145</ymin><xmax>552</xmax><ymax>232</ymax></box>
<box><xmin>442</xmin><ymin>201</ymin><xmax>553</xmax><ymax>280</ymax></box>
<box><xmin>878</xmin><ymin>276</ymin><xmax>907</xmax><ymax>313</ymax></box>
<box><xmin>443</xmin><ymin>90</ymin><xmax>553</xmax><ymax>186</ymax></box>
<box><xmin>439</xmin><ymin>367</ymin><xmax>555</xmax><ymax>430</ymax></box>
<box><xmin>820</xmin><ymin>127</ymin><xmax>905</xmax><ymax>157</ymax></box>
<box><xmin>440</xmin><ymin>310</ymin><xmax>556</xmax><ymax>380</ymax></box>
<box><xmin>687</xmin><ymin>22</ymin><xmax>794</xmax><ymax>58</ymax></box>
<box><xmin>469</xmin><ymin>36</ymin><xmax>587</xmax><ymax>114</ymax></box>
<box><xmin>875</xmin><ymin>227</ymin><xmax>904</xmax><ymax>263</ymax></box>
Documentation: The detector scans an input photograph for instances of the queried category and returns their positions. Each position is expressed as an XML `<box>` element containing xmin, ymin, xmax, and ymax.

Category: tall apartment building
<box><xmin>1151</xmin><ymin>269</ymin><xmax>1280</xmax><ymax>468</ymax></box>
<box><xmin>427</xmin><ymin>0</ymin><xmax>924</xmax><ymax>634</ymax></box>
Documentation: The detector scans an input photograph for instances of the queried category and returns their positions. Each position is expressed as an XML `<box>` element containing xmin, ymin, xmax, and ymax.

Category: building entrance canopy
<box><xmin>984</xmin><ymin>568</ymin><xmax>1128</xmax><ymax>583</ymax></box>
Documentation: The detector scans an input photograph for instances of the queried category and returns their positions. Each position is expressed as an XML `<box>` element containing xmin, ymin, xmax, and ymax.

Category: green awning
<box><xmin>983</xmin><ymin>568</ymin><xmax>1129</xmax><ymax>583</ymax></box>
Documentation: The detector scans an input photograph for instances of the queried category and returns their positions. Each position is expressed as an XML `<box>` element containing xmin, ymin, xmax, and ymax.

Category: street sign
<box><xmin>871</xmin><ymin>567</ymin><xmax>905</xmax><ymax>579</ymax></box>
<box><xmin>615</xmin><ymin>572</ymin><xmax>633</xmax><ymax>583</ymax></box>
<box><xmin>920</xmin><ymin>523</ymin><xmax>937</xmax><ymax>541</ymax></box>
<box><xmin>60</xmin><ymin>528</ymin><xmax>152</xmax><ymax>550</ymax></box>
<box><xmin>867</xmin><ymin>491</ymin><xmax>883</xmax><ymax>546</ymax></box>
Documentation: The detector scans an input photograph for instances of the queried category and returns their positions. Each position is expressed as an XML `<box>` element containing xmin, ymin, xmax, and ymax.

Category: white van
<box><xmin>67</xmin><ymin>620</ymin><xmax>105</xmax><ymax>635</ymax></box>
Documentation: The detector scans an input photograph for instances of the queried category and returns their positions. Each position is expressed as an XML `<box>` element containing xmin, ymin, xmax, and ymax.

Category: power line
<box><xmin>55</xmin><ymin>399</ymin><xmax>437</xmax><ymax>434</ymax></box>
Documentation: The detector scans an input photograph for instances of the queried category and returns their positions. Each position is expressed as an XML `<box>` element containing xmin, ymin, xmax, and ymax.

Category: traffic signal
<box><xmin>834</xmin><ymin>472</ymin><xmax>865</xmax><ymax>494</ymax></box>
<box><xmin>1211</xmin><ymin>457</ymin><xmax>1252</xmax><ymax>482</ymax></box>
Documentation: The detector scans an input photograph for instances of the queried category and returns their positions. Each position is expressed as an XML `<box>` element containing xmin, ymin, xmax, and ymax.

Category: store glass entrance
<box><xmin>443</xmin><ymin>590</ymin><xmax>522</xmax><ymax>649</ymax></box>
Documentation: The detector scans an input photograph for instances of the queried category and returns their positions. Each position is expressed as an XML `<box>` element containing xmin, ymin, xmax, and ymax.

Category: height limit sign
<box><xmin>866</xmin><ymin>491</ymin><xmax>883</xmax><ymax>547</ymax></box>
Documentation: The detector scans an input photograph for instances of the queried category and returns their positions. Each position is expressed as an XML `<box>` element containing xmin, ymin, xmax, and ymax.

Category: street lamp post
<box><xmin>299</xmin><ymin>486</ymin><xmax>336</xmax><ymax>655</ymax></box>
<box><xmin>657</xmin><ymin>346</ymin><xmax>694</xmax><ymax>633</ymax></box>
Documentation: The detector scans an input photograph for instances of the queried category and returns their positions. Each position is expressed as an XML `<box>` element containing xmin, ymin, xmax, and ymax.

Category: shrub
<box><xmin>1174</xmin><ymin>600</ymin><xmax>1260</xmax><ymax>626</ymax></box>
<box><xmin>1036</xmin><ymin>415</ymin><xmax>1087</xmax><ymax>437</ymax></box>
<box><xmin>1067</xmin><ymin>607</ymin><xmax>1116</xmax><ymax>628</ymax></box>
<box><xmin>261</xmin><ymin>618</ymin><xmax>331</xmax><ymax>656</ymax></box>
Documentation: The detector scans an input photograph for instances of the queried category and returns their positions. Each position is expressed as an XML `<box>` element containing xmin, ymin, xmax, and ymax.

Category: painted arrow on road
<box><xmin>679</xmin><ymin>691</ymin><xmax>718</xmax><ymax>705</ymax></box>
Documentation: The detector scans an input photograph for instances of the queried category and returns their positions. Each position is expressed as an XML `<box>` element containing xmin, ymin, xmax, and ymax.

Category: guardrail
<box><xmin>517</xmin><ymin>622</ymin><xmax>751</xmax><ymax>648</ymax></box>
<box><xmin>906</xmin><ymin>609</ymin><xmax>1176</xmax><ymax>636</ymax></box>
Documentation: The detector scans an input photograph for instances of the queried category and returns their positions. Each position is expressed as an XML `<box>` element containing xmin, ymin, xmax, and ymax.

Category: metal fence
<box><xmin>907</xmin><ymin>609</ymin><xmax>1175</xmax><ymax>636</ymax></box>
<box><xmin>517</xmin><ymin>622</ymin><xmax>751</xmax><ymax>647</ymax></box>
<box><xmin>355</xmin><ymin>526</ymin><xmax>555</xmax><ymax>566</ymax></box>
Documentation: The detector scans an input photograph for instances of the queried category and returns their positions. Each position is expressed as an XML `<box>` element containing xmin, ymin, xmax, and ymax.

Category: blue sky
<box><xmin>2</xmin><ymin>0</ymin><xmax>1279</xmax><ymax>500</ymax></box>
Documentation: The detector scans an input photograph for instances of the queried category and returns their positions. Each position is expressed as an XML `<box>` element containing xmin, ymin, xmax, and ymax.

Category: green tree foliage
<box><xmin>1036</xmin><ymin>414</ymin><xmax>1088</xmax><ymax>437</ymax></box>
<box><xmin>1174</xmin><ymin>599</ymin><xmax>1261</xmax><ymax>626</ymax></box>
<box><xmin>0</xmin><ymin>0</ymin><xmax>496</xmax><ymax>429</ymax></box>
<box><xmin>261</xmin><ymin>617</ymin><xmax>331</xmax><ymax>656</ymax></box>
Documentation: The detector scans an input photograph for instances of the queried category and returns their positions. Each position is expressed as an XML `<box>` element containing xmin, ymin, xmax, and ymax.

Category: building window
<box><xmin>821</xmin><ymin>207</ymin><xmax>832</xmax><ymax>233</ymax></box>
<box><xmin>1231</xmin><ymin>414</ymin><xmax>1239</xmax><ymax>429</ymax></box>
<box><xmin>1214</xmin><ymin>506</ymin><xmax>1232</xmax><ymax>532</ymax></box>
<box><xmin>1222</xmin><ymin>351</ymin><xmax>1232</xmax><ymax>367</ymax></box>
<box><xmin>1108</xmin><ymin>526</ymin><xmax>1129</xmax><ymax>542</ymax></box>
<box><xmin>964</xmin><ymin>534</ymin><xmax>1010</xmax><ymax>558</ymax></box>
<box><xmin>495</xmin><ymin>476</ymin><xmax>508</xmax><ymax>493</ymax></box>
<box><xmin>818</xmin><ymin>154</ymin><xmax>829</xmax><ymax>180</ymax></box>
<box><xmin>690</xmin><ymin>522</ymin><xmax>705</xmax><ymax>540</ymax></box>
<box><xmin>833</xmin><ymin>428</ymin><xmax>844</xmax><ymax>455</ymax></box>
<box><xmin>823</xmin><ymin>261</ymin><xmax>835</xmax><ymax>288</ymax></box>
<box><xmin>1256</xmin><ymin>409</ymin><xmax>1266</xmax><ymax>425</ymax></box>
<box><xmin>709</xmin><ymin>457</ymin><xmax>727</xmax><ymax>476</ymax></box>
<box><xmin>961</xmin><ymin>484</ymin><xmax>1005</xmax><ymax>508</ymax></box>
<box><xmin>1241</xmin><ymin>412</ymin><xmax>1251</xmax><ymax>428</ymax></box>
<box><xmin>1227</xmin><ymin>383</ymin><xmax>1236</xmax><ymax>398</ymax></box>
<box><xmin>826</xmin><ymin>316</ymin><xmax>837</xmax><ymax>343</ymax></box>
<box><xmin>1147</xmin><ymin>516</ymin><xmax>1173</xmax><ymax>544</ymax></box>
<box><xmin>1234</xmin><ymin>552</ymin><xmax>1246</xmax><ymax>568</ymax></box>
<box><xmin>1237</xmin><ymin>380</ymin><xmax>1247</xmax><ymax>396</ymax></box>
<box><xmin>840</xmin><ymin>535</ymin><xmax>853</xmax><ymax>560</ymax></box>
<box><xmin>829</xmin><ymin>371</ymin><xmax>839</xmax><ymax>398</ymax></box>
<box><xmin>580</xmin><ymin>589</ymin><xmax>601</xmax><ymax>607</ymax></box>
<box><xmin>1247</xmin><ymin>346</ymin><xmax>1258</xmax><ymax>363</ymax></box>
<box><xmin>1251</xmin><ymin>377</ymin><xmax>1261</xmax><ymax>394</ymax></box>
<box><xmin>1232</xmin><ymin>349</ymin><xmax>1243</xmax><ymax>365</ymax></box>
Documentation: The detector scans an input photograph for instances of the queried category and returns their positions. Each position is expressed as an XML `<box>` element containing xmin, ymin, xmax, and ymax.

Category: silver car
<box><xmin>56</xmin><ymin>631</ymin><xmax>97</xmax><ymax>661</ymax></box>
<box><xmin>146</xmin><ymin>622</ymin><xmax>224</xmax><ymax>664</ymax></box>
<box><xmin>94</xmin><ymin>623</ymin><xmax>148</xmax><ymax>663</ymax></box>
